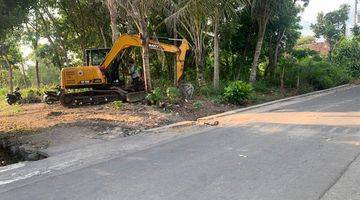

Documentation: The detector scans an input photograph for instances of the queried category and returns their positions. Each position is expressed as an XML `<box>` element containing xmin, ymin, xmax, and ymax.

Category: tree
<box><xmin>213</xmin><ymin>6</ymin><xmax>221</xmax><ymax>90</ymax></box>
<box><xmin>332</xmin><ymin>37</ymin><xmax>360</xmax><ymax>77</ymax></box>
<box><xmin>0</xmin><ymin>34</ymin><xmax>23</xmax><ymax>93</ymax></box>
<box><xmin>249</xmin><ymin>0</ymin><xmax>276</xmax><ymax>84</ymax></box>
<box><xmin>24</xmin><ymin>10</ymin><xmax>41</xmax><ymax>88</ymax></box>
<box><xmin>311</xmin><ymin>4</ymin><xmax>350</xmax><ymax>59</ymax></box>
<box><xmin>168</xmin><ymin>0</ymin><xmax>210</xmax><ymax>86</ymax></box>
<box><xmin>116</xmin><ymin>0</ymin><xmax>172</xmax><ymax>91</ymax></box>
<box><xmin>0</xmin><ymin>0</ymin><xmax>35</xmax><ymax>41</ymax></box>
<box><xmin>210</xmin><ymin>0</ymin><xmax>241</xmax><ymax>90</ymax></box>
<box><xmin>352</xmin><ymin>25</ymin><xmax>360</xmax><ymax>37</ymax></box>
<box><xmin>219</xmin><ymin>6</ymin><xmax>257</xmax><ymax>81</ymax></box>
<box><xmin>105</xmin><ymin>0</ymin><xmax>120</xmax><ymax>43</ymax></box>
<box><xmin>28</xmin><ymin>0</ymin><xmax>112</xmax><ymax>69</ymax></box>
<box><xmin>265</xmin><ymin>0</ymin><xmax>303</xmax><ymax>80</ymax></box>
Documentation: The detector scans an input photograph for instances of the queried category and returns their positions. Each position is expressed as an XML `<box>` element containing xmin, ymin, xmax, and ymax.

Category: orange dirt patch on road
<box><xmin>218</xmin><ymin>112</ymin><xmax>360</xmax><ymax>127</ymax></box>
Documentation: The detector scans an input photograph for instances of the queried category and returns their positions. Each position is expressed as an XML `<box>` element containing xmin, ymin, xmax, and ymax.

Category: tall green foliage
<box><xmin>332</xmin><ymin>37</ymin><xmax>360</xmax><ymax>78</ymax></box>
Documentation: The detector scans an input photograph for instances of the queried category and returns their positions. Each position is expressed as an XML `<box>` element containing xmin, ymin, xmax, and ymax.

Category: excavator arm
<box><xmin>101</xmin><ymin>34</ymin><xmax>190</xmax><ymax>84</ymax></box>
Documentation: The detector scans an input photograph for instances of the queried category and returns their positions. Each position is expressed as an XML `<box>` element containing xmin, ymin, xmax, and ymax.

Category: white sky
<box><xmin>300</xmin><ymin>0</ymin><xmax>356</xmax><ymax>36</ymax></box>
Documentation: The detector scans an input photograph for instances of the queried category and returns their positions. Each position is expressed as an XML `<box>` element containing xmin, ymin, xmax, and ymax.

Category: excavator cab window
<box><xmin>84</xmin><ymin>48</ymin><xmax>111</xmax><ymax>66</ymax></box>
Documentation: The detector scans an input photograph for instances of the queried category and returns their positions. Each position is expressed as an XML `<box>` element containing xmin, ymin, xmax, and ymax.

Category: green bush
<box><xmin>210</xmin><ymin>95</ymin><xmax>224</xmax><ymax>104</ymax></box>
<box><xmin>224</xmin><ymin>81</ymin><xmax>253</xmax><ymax>105</ymax></box>
<box><xmin>332</xmin><ymin>37</ymin><xmax>360</xmax><ymax>78</ymax></box>
<box><xmin>252</xmin><ymin>80</ymin><xmax>273</xmax><ymax>93</ymax></box>
<box><xmin>146</xmin><ymin>87</ymin><xmax>164</xmax><ymax>104</ymax></box>
<box><xmin>193</xmin><ymin>100</ymin><xmax>203</xmax><ymax>110</ymax></box>
<box><xmin>296</xmin><ymin>58</ymin><xmax>349</xmax><ymax>90</ymax></box>
<box><xmin>166</xmin><ymin>87</ymin><xmax>181</xmax><ymax>104</ymax></box>
<box><xmin>282</xmin><ymin>55</ymin><xmax>350</xmax><ymax>91</ymax></box>
<box><xmin>197</xmin><ymin>82</ymin><xmax>225</xmax><ymax>98</ymax></box>
<box><xmin>0</xmin><ymin>88</ymin><xmax>7</xmax><ymax>100</ymax></box>
<box><xmin>113</xmin><ymin>100</ymin><xmax>124</xmax><ymax>109</ymax></box>
<box><xmin>21</xmin><ymin>87</ymin><xmax>43</xmax><ymax>103</ymax></box>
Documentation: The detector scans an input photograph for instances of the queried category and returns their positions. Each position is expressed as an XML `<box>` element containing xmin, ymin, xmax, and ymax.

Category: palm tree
<box><xmin>249</xmin><ymin>0</ymin><xmax>275</xmax><ymax>84</ymax></box>
<box><xmin>115</xmin><ymin>0</ymin><xmax>169</xmax><ymax>91</ymax></box>
<box><xmin>166</xmin><ymin>0</ymin><xmax>209</xmax><ymax>86</ymax></box>
<box><xmin>210</xmin><ymin>0</ymin><xmax>243</xmax><ymax>90</ymax></box>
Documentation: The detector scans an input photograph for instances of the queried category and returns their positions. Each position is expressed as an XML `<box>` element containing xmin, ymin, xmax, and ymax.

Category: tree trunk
<box><xmin>5</xmin><ymin>58</ymin><xmax>13</xmax><ymax>93</ymax></box>
<box><xmin>140</xmin><ymin>20</ymin><xmax>152</xmax><ymax>92</ymax></box>
<box><xmin>34</xmin><ymin>39</ymin><xmax>41</xmax><ymax>89</ymax></box>
<box><xmin>100</xmin><ymin>26</ymin><xmax>108</xmax><ymax>48</ymax></box>
<box><xmin>266</xmin><ymin>36</ymin><xmax>274</xmax><ymax>77</ymax></box>
<box><xmin>39</xmin><ymin>7</ymin><xmax>69</xmax><ymax>67</ymax></box>
<box><xmin>272</xmin><ymin>43</ymin><xmax>280</xmax><ymax>79</ymax></box>
<box><xmin>193</xmin><ymin>19</ymin><xmax>204</xmax><ymax>86</ymax></box>
<box><xmin>105</xmin><ymin>0</ymin><xmax>119</xmax><ymax>44</ymax></box>
<box><xmin>269</xmin><ymin>29</ymin><xmax>286</xmax><ymax>79</ymax></box>
<box><xmin>34</xmin><ymin>13</ymin><xmax>41</xmax><ymax>88</ymax></box>
<box><xmin>296</xmin><ymin>73</ymin><xmax>300</xmax><ymax>94</ymax></box>
<box><xmin>249</xmin><ymin>17</ymin><xmax>268</xmax><ymax>84</ymax></box>
<box><xmin>280</xmin><ymin>65</ymin><xmax>285</xmax><ymax>94</ymax></box>
<box><xmin>195</xmin><ymin>44</ymin><xmax>204</xmax><ymax>86</ymax></box>
<box><xmin>236</xmin><ymin>49</ymin><xmax>247</xmax><ymax>80</ymax></box>
<box><xmin>21</xmin><ymin>63</ymin><xmax>29</xmax><ymax>88</ymax></box>
<box><xmin>173</xmin><ymin>19</ymin><xmax>178</xmax><ymax>85</ymax></box>
<box><xmin>35</xmin><ymin>59</ymin><xmax>41</xmax><ymax>88</ymax></box>
<box><xmin>213</xmin><ymin>11</ymin><xmax>220</xmax><ymax>90</ymax></box>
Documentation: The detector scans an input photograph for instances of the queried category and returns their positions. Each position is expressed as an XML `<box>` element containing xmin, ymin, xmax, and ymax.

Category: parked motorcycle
<box><xmin>43</xmin><ymin>87</ymin><xmax>63</xmax><ymax>105</ymax></box>
<box><xmin>6</xmin><ymin>88</ymin><xmax>22</xmax><ymax>105</ymax></box>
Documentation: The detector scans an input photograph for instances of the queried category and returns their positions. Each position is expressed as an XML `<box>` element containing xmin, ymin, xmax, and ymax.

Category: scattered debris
<box><xmin>48</xmin><ymin>111</ymin><xmax>63</xmax><ymax>117</ymax></box>
<box><xmin>204</xmin><ymin>121</ymin><xmax>220</xmax><ymax>126</ymax></box>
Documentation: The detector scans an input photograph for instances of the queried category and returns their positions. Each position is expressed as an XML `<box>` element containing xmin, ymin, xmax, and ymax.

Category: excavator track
<box><xmin>60</xmin><ymin>89</ymin><xmax>125</xmax><ymax>107</ymax></box>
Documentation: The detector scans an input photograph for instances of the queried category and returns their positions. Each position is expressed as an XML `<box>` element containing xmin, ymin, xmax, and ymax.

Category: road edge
<box><xmin>145</xmin><ymin>84</ymin><xmax>355</xmax><ymax>133</ymax></box>
<box><xmin>197</xmin><ymin>84</ymin><xmax>354</xmax><ymax>123</ymax></box>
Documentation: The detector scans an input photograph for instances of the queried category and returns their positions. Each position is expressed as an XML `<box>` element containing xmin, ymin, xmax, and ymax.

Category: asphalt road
<box><xmin>0</xmin><ymin>85</ymin><xmax>359</xmax><ymax>200</ymax></box>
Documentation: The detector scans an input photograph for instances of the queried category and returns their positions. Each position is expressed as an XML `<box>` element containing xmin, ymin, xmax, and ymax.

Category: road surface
<box><xmin>0</xmin><ymin>85</ymin><xmax>359</xmax><ymax>200</ymax></box>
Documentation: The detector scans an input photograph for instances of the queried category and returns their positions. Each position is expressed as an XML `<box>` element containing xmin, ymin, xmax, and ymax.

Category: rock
<box><xmin>9</xmin><ymin>146</ymin><xmax>19</xmax><ymax>154</ymax></box>
<box><xmin>48</xmin><ymin>111</ymin><xmax>63</xmax><ymax>117</ymax></box>
<box><xmin>26</xmin><ymin>153</ymin><xmax>40</xmax><ymax>161</ymax></box>
<box><xmin>180</xmin><ymin>83</ymin><xmax>195</xmax><ymax>100</ymax></box>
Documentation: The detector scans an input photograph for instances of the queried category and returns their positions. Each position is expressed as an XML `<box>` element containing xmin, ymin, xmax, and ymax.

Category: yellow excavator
<box><xmin>59</xmin><ymin>34</ymin><xmax>190</xmax><ymax>107</ymax></box>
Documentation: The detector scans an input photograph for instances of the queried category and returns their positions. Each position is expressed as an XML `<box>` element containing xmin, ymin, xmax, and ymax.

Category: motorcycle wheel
<box><xmin>6</xmin><ymin>98</ymin><xmax>15</xmax><ymax>105</ymax></box>
<box><xmin>43</xmin><ymin>95</ymin><xmax>54</xmax><ymax>105</ymax></box>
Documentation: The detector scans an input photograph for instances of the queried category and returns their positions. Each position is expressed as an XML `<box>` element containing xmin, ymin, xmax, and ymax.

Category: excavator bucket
<box><xmin>126</xmin><ymin>91</ymin><xmax>147</xmax><ymax>103</ymax></box>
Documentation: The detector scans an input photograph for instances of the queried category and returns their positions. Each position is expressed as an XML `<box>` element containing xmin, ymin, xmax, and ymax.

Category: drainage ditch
<box><xmin>0</xmin><ymin>140</ymin><xmax>48</xmax><ymax>167</ymax></box>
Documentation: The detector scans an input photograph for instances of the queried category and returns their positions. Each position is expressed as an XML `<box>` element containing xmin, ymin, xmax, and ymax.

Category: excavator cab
<box><xmin>84</xmin><ymin>48</ymin><xmax>111</xmax><ymax>66</ymax></box>
<box><xmin>84</xmin><ymin>48</ymin><xmax>124</xmax><ymax>86</ymax></box>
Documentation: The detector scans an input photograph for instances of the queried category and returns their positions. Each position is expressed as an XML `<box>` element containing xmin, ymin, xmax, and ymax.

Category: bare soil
<box><xmin>0</xmin><ymin>99</ymin><xmax>236</xmax><ymax>165</ymax></box>
<box><xmin>0</xmin><ymin>99</ymin><xmax>236</xmax><ymax>136</ymax></box>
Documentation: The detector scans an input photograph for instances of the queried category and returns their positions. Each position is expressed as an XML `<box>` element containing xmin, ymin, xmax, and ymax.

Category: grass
<box><xmin>0</xmin><ymin>87</ymin><xmax>23</xmax><ymax>116</ymax></box>
<box><xmin>0</xmin><ymin>100</ymin><xmax>23</xmax><ymax>116</ymax></box>
<box><xmin>113</xmin><ymin>100</ymin><xmax>124</xmax><ymax>109</ymax></box>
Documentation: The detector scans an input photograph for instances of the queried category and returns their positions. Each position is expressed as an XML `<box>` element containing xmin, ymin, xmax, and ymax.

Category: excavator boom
<box><xmin>101</xmin><ymin>34</ymin><xmax>189</xmax><ymax>83</ymax></box>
